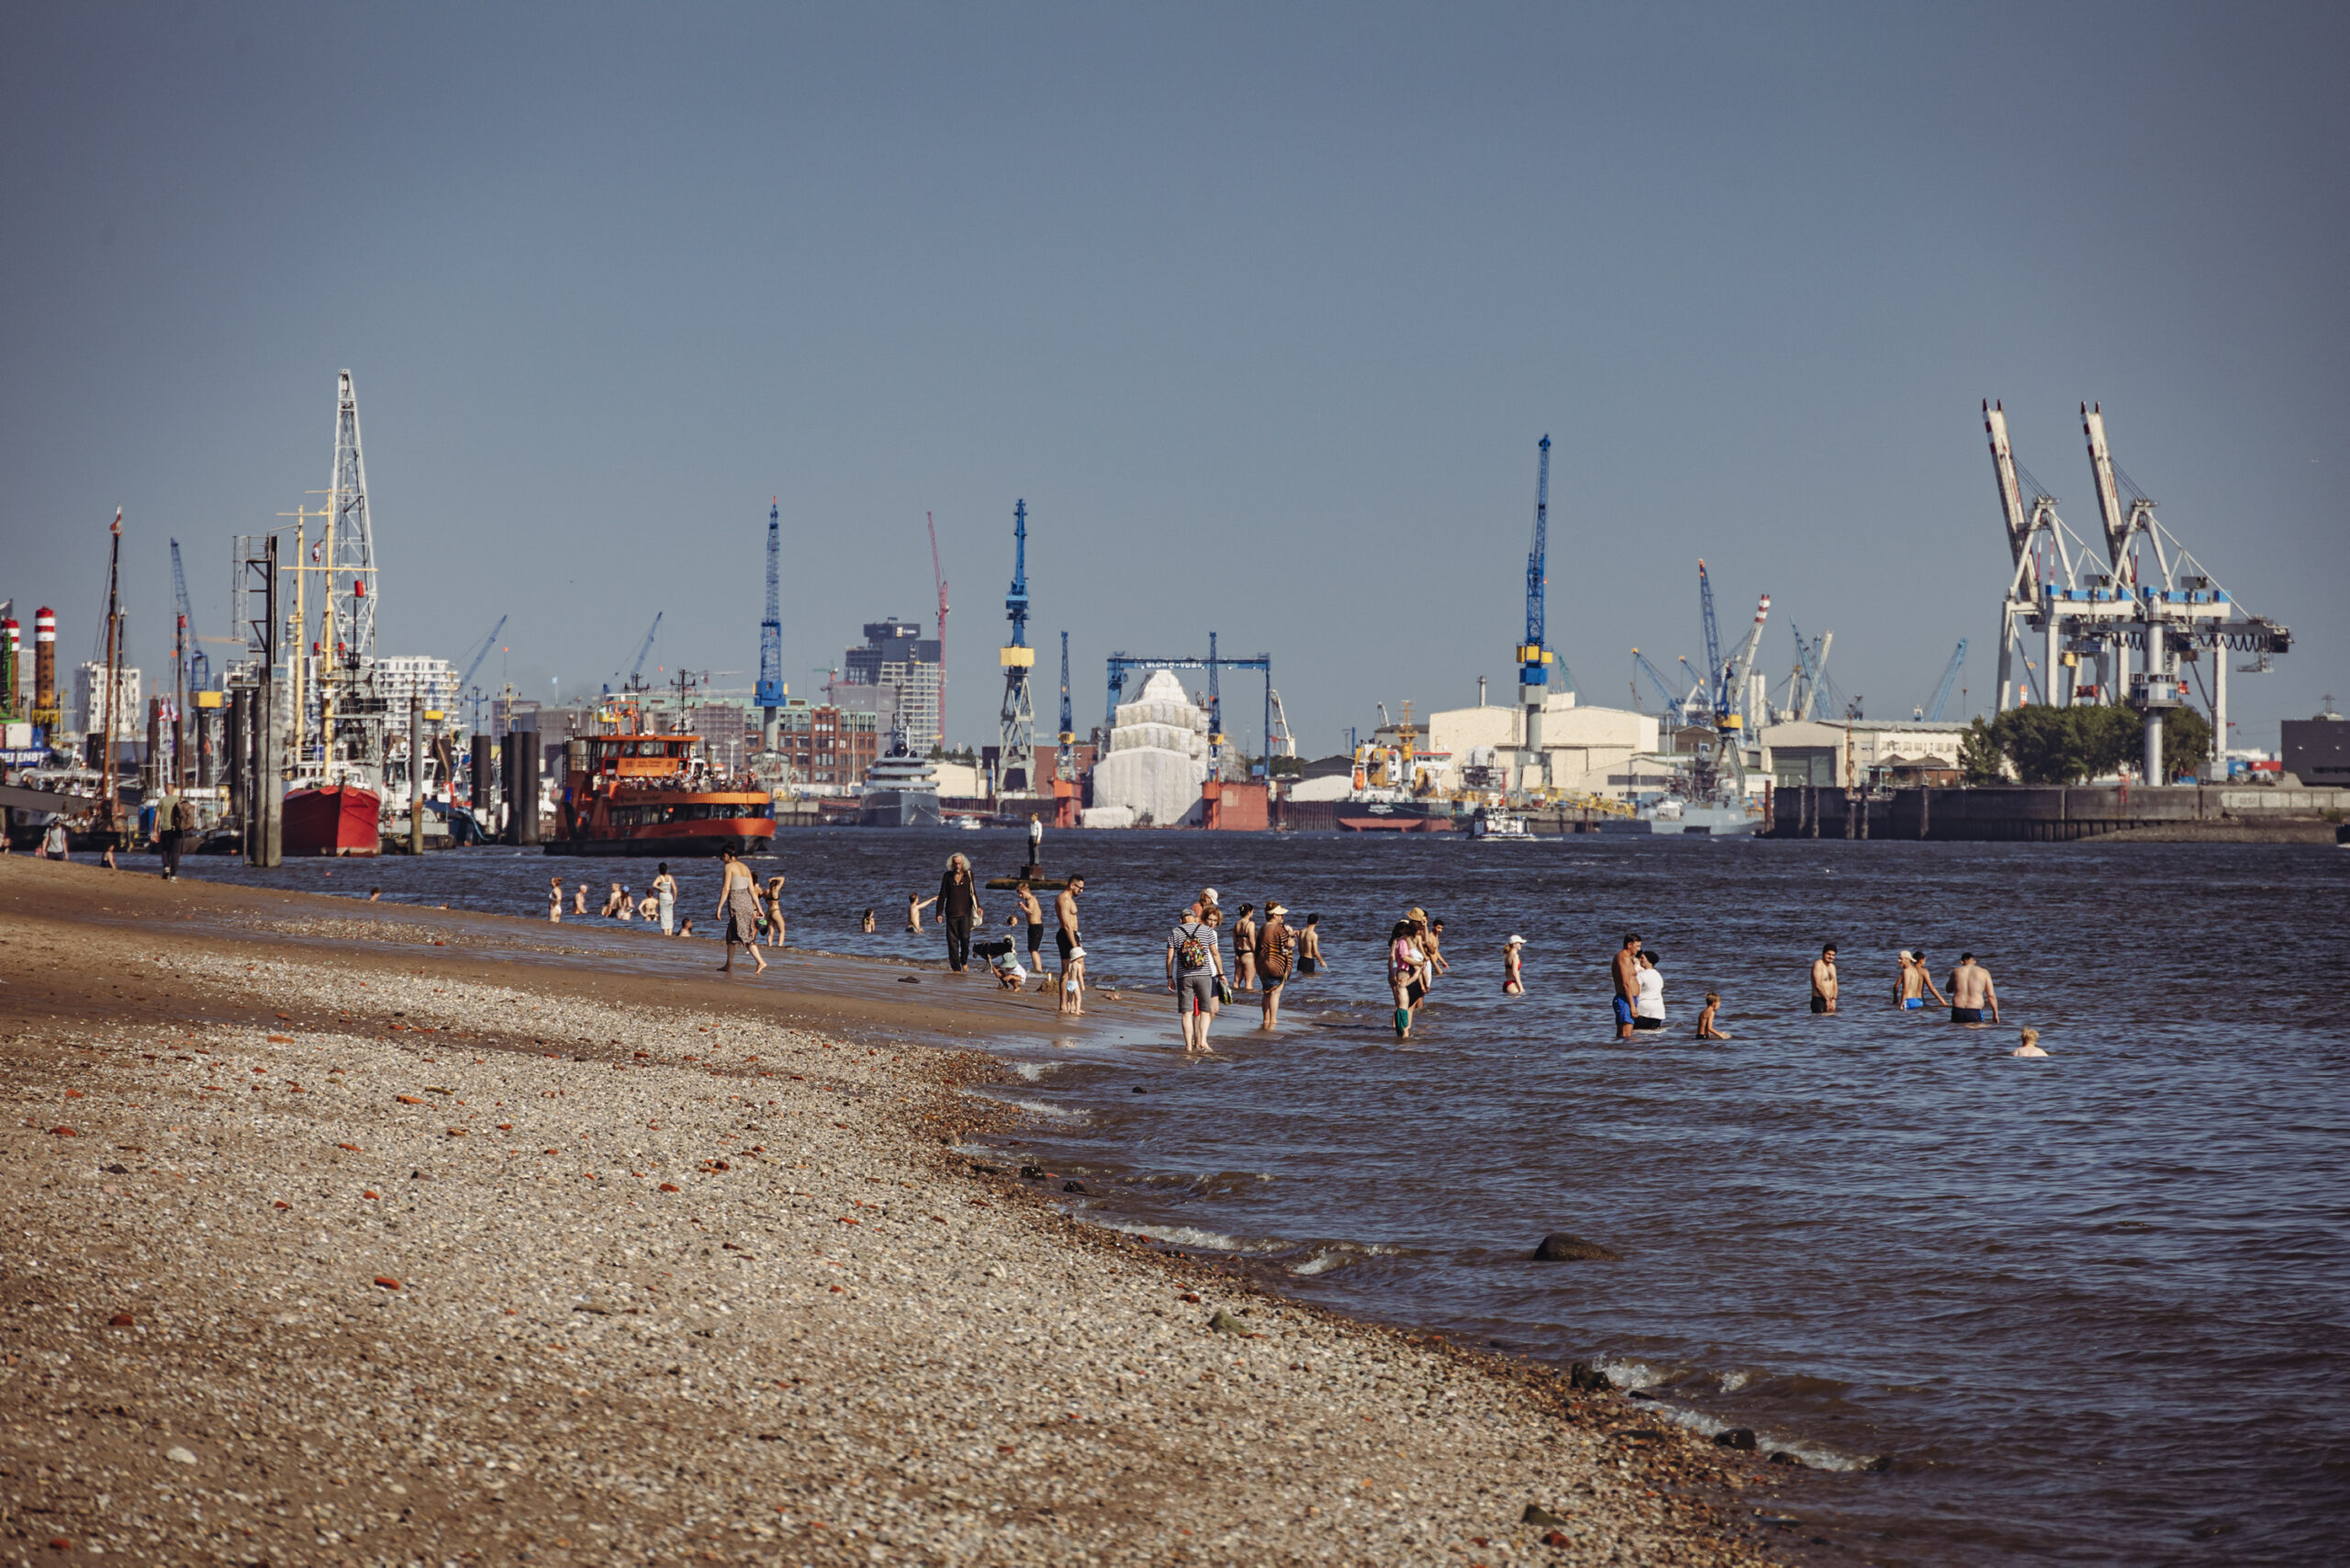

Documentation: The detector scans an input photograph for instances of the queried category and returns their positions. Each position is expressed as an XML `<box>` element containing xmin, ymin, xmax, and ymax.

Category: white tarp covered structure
<box><xmin>1090</xmin><ymin>668</ymin><xmax>1210</xmax><ymax>827</ymax></box>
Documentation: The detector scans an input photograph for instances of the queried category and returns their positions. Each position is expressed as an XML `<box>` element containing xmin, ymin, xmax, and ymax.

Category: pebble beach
<box><xmin>0</xmin><ymin>856</ymin><xmax>1801</xmax><ymax>1566</ymax></box>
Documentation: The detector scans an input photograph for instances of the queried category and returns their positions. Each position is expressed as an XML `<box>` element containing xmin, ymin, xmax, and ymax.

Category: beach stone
<box><xmin>1063</xmin><ymin>1180</ymin><xmax>1087</xmax><ymax>1193</ymax></box>
<box><xmin>1715</xmin><ymin>1428</ymin><xmax>1757</xmax><ymax>1450</ymax></box>
<box><xmin>1208</xmin><ymin>1309</ymin><xmax>1248</xmax><ymax>1335</ymax></box>
<box><xmin>1768</xmin><ymin>1450</ymin><xmax>1807</xmax><ymax>1467</ymax></box>
<box><xmin>164</xmin><ymin>1446</ymin><xmax>197</xmax><ymax>1465</ymax></box>
<box><xmin>1570</xmin><ymin>1361</ymin><xmax>1613</xmax><ymax>1391</ymax></box>
<box><xmin>1533</xmin><ymin>1234</ymin><xmax>1621</xmax><ymax>1262</ymax></box>
<box><xmin>1522</xmin><ymin>1503</ymin><xmax>1568</xmax><ymax>1526</ymax></box>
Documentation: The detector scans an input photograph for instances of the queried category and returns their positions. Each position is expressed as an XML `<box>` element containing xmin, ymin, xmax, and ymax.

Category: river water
<box><xmin>167</xmin><ymin>829</ymin><xmax>2349</xmax><ymax>1563</ymax></box>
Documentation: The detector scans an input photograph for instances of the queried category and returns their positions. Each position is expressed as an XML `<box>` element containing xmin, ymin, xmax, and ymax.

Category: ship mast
<box><xmin>98</xmin><ymin>508</ymin><xmax>124</xmax><ymax>838</ymax></box>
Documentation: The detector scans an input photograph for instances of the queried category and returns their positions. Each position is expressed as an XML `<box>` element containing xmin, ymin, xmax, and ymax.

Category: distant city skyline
<box><xmin>3</xmin><ymin>5</ymin><xmax>2343</xmax><ymax>756</ymax></box>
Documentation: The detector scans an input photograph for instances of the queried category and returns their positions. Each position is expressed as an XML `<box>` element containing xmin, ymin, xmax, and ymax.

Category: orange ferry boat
<box><xmin>550</xmin><ymin>700</ymin><xmax>774</xmax><ymax>857</ymax></box>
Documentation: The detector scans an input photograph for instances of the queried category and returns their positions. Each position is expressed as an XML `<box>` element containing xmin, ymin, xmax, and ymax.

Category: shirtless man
<box><xmin>1897</xmin><ymin>949</ymin><xmax>1948</xmax><ymax>1011</ymax></box>
<box><xmin>1611</xmin><ymin>933</ymin><xmax>1643</xmax><ymax>1039</ymax></box>
<box><xmin>1054</xmin><ymin>877</ymin><xmax>1085</xmax><ymax>975</ymax></box>
<box><xmin>1810</xmin><ymin>944</ymin><xmax>1839</xmax><ymax>1014</ymax></box>
<box><xmin>1014</xmin><ymin>880</ymin><xmax>1045</xmax><ymax>976</ymax></box>
<box><xmin>906</xmin><ymin>892</ymin><xmax>936</xmax><ymax>932</ymax></box>
<box><xmin>1947</xmin><ymin>953</ymin><xmax>1999</xmax><ymax>1025</ymax></box>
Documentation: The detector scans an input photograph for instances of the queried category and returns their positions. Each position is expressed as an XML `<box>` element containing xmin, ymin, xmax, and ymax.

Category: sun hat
<box><xmin>1200</xmin><ymin>887</ymin><xmax>1220</xmax><ymax>905</ymax></box>
<box><xmin>1505</xmin><ymin>934</ymin><xmax>1526</xmax><ymax>946</ymax></box>
<box><xmin>1069</xmin><ymin>946</ymin><xmax>1086</xmax><ymax>960</ymax></box>
<box><xmin>1266</xmin><ymin>902</ymin><xmax>1287</xmax><ymax>916</ymax></box>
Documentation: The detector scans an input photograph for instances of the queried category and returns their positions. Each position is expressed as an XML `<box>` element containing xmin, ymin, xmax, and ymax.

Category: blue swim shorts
<box><xmin>1903</xmin><ymin>997</ymin><xmax>1924</xmax><ymax>1010</ymax></box>
<box><xmin>1613</xmin><ymin>996</ymin><xmax>1634</xmax><ymax>1026</ymax></box>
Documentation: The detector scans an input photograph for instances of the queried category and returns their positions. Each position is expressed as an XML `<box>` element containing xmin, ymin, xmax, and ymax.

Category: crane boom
<box><xmin>168</xmin><ymin>537</ymin><xmax>209</xmax><ymax>691</ymax></box>
<box><xmin>2080</xmin><ymin>404</ymin><xmax>2133</xmax><ymax>573</ymax></box>
<box><xmin>1924</xmin><ymin>639</ymin><xmax>1967</xmax><ymax>721</ymax></box>
<box><xmin>620</xmin><ymin>611</ymin><xmax>662</xmax><ymax>689</ymax></box>
<box><xmin>1630</xmin><ymin>648</ymin><xmax>1683</xmax><ymax>716</ymax></box>
<box><xmin>1518</xmin><ymin>436</ymin><xmax>1551</xmax><ymax>688</ymax></box>
<box><xmin>1056</xmin><ymin>630</ymin><xmax>1075</xmax><ymax>780</ymax></box>
<box><xmin>755</xmin><ymin>499</ymin><xmax>785</xmax><ymax>709</ymax></box>
<box><xmin>1729</xmin><ymin>594</ymin><xmax>1773</xmax><ymax>721</ymax></box>
<box><xmin>1983</xmin><ymin>401</ymin><xmax>2035</xmax><ymax>567</ymax></box>
<box><xmin>1697</xmin><ymin>560</ymin><xmax>1725</xmax><ymax>715</ymax></box>
<box><xmin>927</xmin><ymin>510</ymin><xmax>948</xmax><ymax>746</ymax></box>
<box><xmin>456</xmin><ymin>613</ymin><xmax>509</xmax><ymax>695</ymax></box>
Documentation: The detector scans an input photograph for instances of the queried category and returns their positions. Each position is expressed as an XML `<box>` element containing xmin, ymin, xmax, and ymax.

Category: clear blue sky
<box><xmin>5</xmin><ymin>3</ymin><xmax>2344</xmax><ymax>755</ymax></box>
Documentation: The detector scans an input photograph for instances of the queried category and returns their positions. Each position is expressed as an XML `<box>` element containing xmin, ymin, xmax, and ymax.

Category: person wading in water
<box><xmin>938</xmin><ymin>854</ymin><xmax>983</xmax><ymax>972</ymax></box>
<box><xmin>1611</xmin><ymin>933</ymin><xmax>1643</xmax><ymax>1040</ymax></box>
<box><xmin>716</xmin><ymin>848</ymin><xmax>766</xmax><ymax>974</ymax></box>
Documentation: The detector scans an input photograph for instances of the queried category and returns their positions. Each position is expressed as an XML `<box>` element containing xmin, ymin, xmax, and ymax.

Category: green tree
<box><xmin>2162</xmin><ymin>705</ymin><xmax>2212</xmax><ymax>780</ymax></box>
<box><xmin>2077</xmin><ymin>704</ymin><xmax>2143</xmax><ymax>780</ymax></box>
<box><xmin>1990</xmin><ymin>704</ymin><xmax>2091</xmax><ymax>784</ymax></box>
<box><xmin>1959</xmin><ymin>717</ymin><xmax>2009</xmax><ymax>785</ymax></box>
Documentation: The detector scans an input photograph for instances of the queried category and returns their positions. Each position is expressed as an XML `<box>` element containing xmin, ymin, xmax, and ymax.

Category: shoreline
<box><xmin>0</xmin><ymin>856</ymin><xmax>1805</xmax><ymax>1564</ymax></box>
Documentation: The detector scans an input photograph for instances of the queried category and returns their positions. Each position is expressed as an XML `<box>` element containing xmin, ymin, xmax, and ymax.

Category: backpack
<box><xmin>1175</xmin><ymin>924</ymin><xmax>1213</xmax><ymax>972</ymax></box>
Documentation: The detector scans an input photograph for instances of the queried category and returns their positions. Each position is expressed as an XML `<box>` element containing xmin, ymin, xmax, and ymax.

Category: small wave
<box><xmin>1289</xmin><ymin>1241</ymin><xmax>1409</xmax><ymax>1277</ymax></box>
<box><xmin>1000</xmin><ymin>1097</ymin><xmax>1085</xmax><ymax>1121</ymax></box>
<box><xmin>1595</xmin><ymin>1357</ymin><xmax>1665</xmax><ymax>1391</ymax></box>
<box><xmin>1108</xmin><ymin>1223</ymin><xmax>1285</xmax><ymax>1254</ymax></box>
<box><xmin>1718</xmin><ymin>1370</ymin><xmax>1751</xmax><ymax>1393</ymax></box>
<box><xmin>1012</xmin><ymin>1061</ymin><xmax>1058</xmax><ymax>1081</ymax></box>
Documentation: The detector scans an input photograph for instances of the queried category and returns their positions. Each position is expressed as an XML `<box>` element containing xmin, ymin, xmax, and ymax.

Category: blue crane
<box><xmin>168</xmin><ymin>538</ymin><xmax>209</xmax><ymax>693</ymax></box>
<box><xmin>1630</xmin><ymin>648</ymin><xmax>1684</xmax><ymax>717</ymax></box>
<box><xmin>1056</xmin><ymin>630</ymin><xmax>1075</xmax><ymax>781</ymax></box>
<box><xmin>1697</xmin><ymin>558</ymin><xmax>1726</xmax><ymax>718</ymax></box>
<box><xmin>996</xmin><ymin>500</ymin><xmax>1038</xmax><ymax>790</ymax></box>
<box><xmin>755</xmin><ymin>499</ymin><xmax>785</xmax><ymax>711</ymax></box>
<box><xmin>1922</xmin><ymin>638</ymin><xmax>1967</xmax><ymax>721</ymax></box>
<box><xmin>614</xmin><ymin>610</ymin><xmax>662</xmax><ymax>692</ymax></box>
<box><xmin>1785</xmin><ymin>619</ymin><xmax>1823</xmax><ymax>721</ymax></box>
<box><xmin>456</xmin><ymin>613</ymin><xmax>509</xmax><ymax>696</ymax></box>
<box><xmin>1517</xmin><ymin>436</ymin><xmax>1554</xmax><ymax>696</ymax></box>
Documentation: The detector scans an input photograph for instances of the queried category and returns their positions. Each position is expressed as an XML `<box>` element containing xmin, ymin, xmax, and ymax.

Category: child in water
<box><xmin>1058</xmin><ymin>945</ymin><xmax>1086</xmax><ymax>1017</ymax></box>
<box><xmin>1503</xmin><ymin>935</ymin><xmax>1526</xmax><ymax>995</ymax></box>
<box><xmin>2013</xmin><ymin>1027</ymin><xmax>2047</xmax><ymax>1058</ymax></box>
<box><xmin>861</xmin><ymin>909</ymin><xmax>877</xmax><ymax>934</ymax></box>
<box><xmin>1696</xmin><ymin>991</ymin><xmax>1731</xmax><ymax>1040</ymax></box>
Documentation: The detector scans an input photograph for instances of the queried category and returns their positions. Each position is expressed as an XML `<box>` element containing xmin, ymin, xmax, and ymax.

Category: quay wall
<box><xmin>1770</xmin><ymin>784</ymin><xmax>2349</xmax><ymax>844</ymax></box>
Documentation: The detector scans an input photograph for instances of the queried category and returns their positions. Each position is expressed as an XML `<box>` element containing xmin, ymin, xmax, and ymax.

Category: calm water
<box><xmin>170</xmin><ymin>830</ymin><xmax>2350</xmax><ymax>1563</ymax></box>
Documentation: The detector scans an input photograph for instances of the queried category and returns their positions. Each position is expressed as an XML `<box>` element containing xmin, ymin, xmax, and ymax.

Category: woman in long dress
<box><xmin>717</xmin><ymin>849</ymin><xmax>767</xmax><ymax>974</ymax></box>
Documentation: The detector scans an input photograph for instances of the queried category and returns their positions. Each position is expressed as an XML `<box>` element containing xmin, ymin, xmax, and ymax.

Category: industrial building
<box><xmin>1759</xmin><ymin>719</ymin><xmax>1970</xmax><ymax>790</ymax></box>
<box><xmin>373</xmin><ymin>655</ymin><xmax>460</xmax><ymax>715</ymax></box>
<box><xmin>2280</xmin><ymin>711</ymin><xmax>2348</xmax><ymax>787</ymax></box>
<box><xmin>772</xmin><ymin>700</ymin><xmax>878</xmax><ymax>789</ymax></box>
<box><xmin>837</xmin><ymin>618</ymin><xmax>942</xmax><ymax>756</ymax></box>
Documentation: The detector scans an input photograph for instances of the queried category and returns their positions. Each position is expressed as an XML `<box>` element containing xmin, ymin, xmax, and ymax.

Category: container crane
<box><xmin>1920</xmin><ymin>639</ymin><xmax>1966</xmax><ymax>722</ymax></box>
<box><xmin>996</xmin><ymin>500</ymin><xmax>1037</xmax><ymax>793</ymax></box>
<box><xmin>926</xmin><ymin>510</ymin><xmax>948</xmax><ymax>746</ymax></box>
<box><xmin>755</xmin><ymin>498</ymin><xmax>784</xmax><ymax>749</ymax></box>
<box><xmin>1514</xmin><ymin>436</ymin><xmax>1558</xmax><ymax>795</ymax></box>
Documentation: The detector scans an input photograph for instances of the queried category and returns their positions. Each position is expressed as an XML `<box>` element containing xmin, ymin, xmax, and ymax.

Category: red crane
<box><xmin>926</xmin><ymin>510</ymin><xmax>949</xmax><ymax>745</ymax></box>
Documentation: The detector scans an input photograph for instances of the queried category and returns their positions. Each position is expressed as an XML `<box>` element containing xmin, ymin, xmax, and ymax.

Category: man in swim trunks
<box><xmin>1015</xmin><ymin>879</ymin><xmax>1045</xmax><ymax>977</ymax></box>
<box><xmin>1897</xmin><ymin>949</ymin><xmax>1948</xmax><ymax>1010</ymax></box>
<box><xmin>1810</xmin><ymin>944</ymin><xmax>1839</xmax><ymax>1014</ymax></box>
<box><xmin>1055</xmin><ymin>877</ymin><xmax>1084</xmax><ymax>973</ymax></box>
<box><xmin>1947</xmin><ymin>953</ymin><xmax>1999</xmax><ymax>1024</ymax></box>
<box><xmin>1611</xmin><ymin>933</ymin><xmax>1643</xmax><ymax>1039</ymax></box>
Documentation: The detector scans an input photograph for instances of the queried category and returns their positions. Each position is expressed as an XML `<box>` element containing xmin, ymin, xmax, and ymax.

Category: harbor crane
<box><xmin>613</xmin><ymin>611</ymin><xmax>662</xmax><ymax>693</ymax></box>
<box><xmin>455</xmin><ymin>613</ymin><xmax>508</xmax><ymax>733</ymax></box>
<box><xmin>1782</xmin><ymin>621</ymin><xmax>1835</xmax><ymax>722</ymax></box>
<box><xmin>755</xmin><ymin>499</ymin><xmax>785</xmax><ymax>749</ymax></box>
<box><xmin>1267</xmin><ymin>690</ymin><xmax>1297</xmax><ymax>759</ymax></box>
<box><xmin>1056</xmin><ymin>630</ymin><xmax>1075</xmax><ymax>783</ymax></box>
<box><xmin>927</xmin><ymin>511</ymin><xmax>948</xmax><ymax>746</ymax></box>
<box><xmin>1514</xmin><ymin>436</ymin><xmax>1559</xmax><ymax>795</ymax></box>
<box><xmin>1697</xmin><ymin>559</ymin><xmax>1725</xmax><ymax>718</ymax></box>
<box><xmin>1630</xmin><ymin>648</ymin><xmax>1693</xmax><ymax>722</ymax></box>
<box><xmin>1103</xmin><ymin>641</ymin><xmax>1273</xmax><ymax>773</ymax></box>
<box><xmin>997</xmin><ymin>500</ymin><xmax>1038</xmax><ymax>793</ymax></box>
<box><xmin>168</xmin><ymin>538</ymin><xmax>209</xmax><ymax>694</ymax></box>
<box><xmin>1919</xmin><ymin>639</ymin><xmax>1966</xmax><ymax>722</ymax></box>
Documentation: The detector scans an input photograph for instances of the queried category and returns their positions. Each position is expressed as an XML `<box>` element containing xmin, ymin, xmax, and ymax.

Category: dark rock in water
<box><xmin>1521</xmin><ymin>1504</ymin><xmax>1568</xmax><ymax>1527</ymax></box>
<box><xmin>1534</xmin><ymin>1233</ymin><xmax>1622</xmax><ymax>1262</ymax></box>
<box><xmin>898</xmin><ymin>976</ymin><xmax>921</xmax><ymax>984</ymax></box>
<box><xmin>1020</xmin><ymin>1164</ymin><xmax>1044</xmax><ymax>1179</ymax></box>
<box><xmin>1570</xmin><ymin>1361</ymin><xmax>1613</xmax><ymax>1392</ymax></box>
<box><xmin>1715</xmin><ymin>1428</ymin><xmax>1758</xmax><ymax>1451</ymax></box>
<box><xmin>1867</xmin><ymin>1454</ymin><xmax>1897</xmax><ymax>1473</ymax></box>
<box><xmin>969</xmin><ymin>1162</ymin><xmax>1001</xmax><ymax>1175</ymax></box>
<box><xmin>1626</xmin><ymin>1389</ymin><xmax>1655</xmax><ymax>1401</ymax></box>
<box><xmin>1063</xmin><ymin>1180</ymin><xmax>1087</xmax><ymax>1193</ymax></box>
<box><xmin>1768</xmin><ymin>1450</ymin><xmax>1807</xmax><ymax>1468</ymax></box>
<box><xmin>1132</xmin><ymin>1086</ymin><xmax>1147</xmax><ymax>1093</ymax></box>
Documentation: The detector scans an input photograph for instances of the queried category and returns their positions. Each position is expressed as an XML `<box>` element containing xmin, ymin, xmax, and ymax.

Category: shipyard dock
<box><xmin>1771</xmin><ymin>783</ymin><xmax>2349</xmax><ymax>843</ymax></box>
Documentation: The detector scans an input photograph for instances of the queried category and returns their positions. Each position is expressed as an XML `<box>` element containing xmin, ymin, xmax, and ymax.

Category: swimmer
<box><xmin>1810</xmin><ymin>943</ymin><xmax>1839</xmax><ymax>1014</ymax></box>
<box><xmin>2013</xmin><ymin>1026</ymin><xmax>2047</xmax><ymax>1058</ymax></box>
<box><xmin>1503</xmin><ymin>934</ymin><xmax>1525</xmax><ymax>996</ymax></box>
<box><xmin>861</xmin><ymin>908</ymin><xmax>877</xmax><ymax>934</ymax></box>
<box><xmin>1898</xmin><ymin>949</ymin><xmax>1949</xmax><ymax>1010</ymax></box>
<box><xmin>1611</xmin><ymin>933</ymin><xmax>1643</xmax><ymax>1039</ymax></box>
<box><xmin>1947</xmin><ymin>953</ymin><xmax>1999</xmax><ymax>1025</ymax></box>
<box><xmin>1297</xmin><ymin>913</ymin><xmax>1324</xmax><ymax>977</ymax></box>
<box><xmin>907</xmin><ymin>891</ymin><xmax>936</xmax><ymax>932</ymax></box>
<box><xmin>1696</xmin><ymin>991</ymin><xmax>1732</xmax><ymax>1040</ymax></box>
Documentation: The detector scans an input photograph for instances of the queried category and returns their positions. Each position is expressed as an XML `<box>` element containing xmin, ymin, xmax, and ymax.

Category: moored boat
<box><xmin>858</xmin><ymin>726</ymin><xmax>944</xmax><ymax>828</ymax></box>
<box><xmin>284</xmin><ymin>784</ymin><xmax>383</xmax><ymax>857</ymax></box>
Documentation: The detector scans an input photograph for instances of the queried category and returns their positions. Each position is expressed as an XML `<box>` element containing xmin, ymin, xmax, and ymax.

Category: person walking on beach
<box><xmin>158</xmin><ymin>792</ymin><xmax>189</xmax><ymax>880</ymax></box>
<box><xmin>41</xmin><ymin>820</ymin><xmax>67</xmax><ymax>861</ymax></box>
<box><xmin>548</xmin><ymin>877</ymin><xmax>564</xmax><ymax>924</ymax></box>
<box><xmin>1055</xmin><ymin>877</ymin><xmax>1084</xmax><ymax>974</ymax></box>
<box><xmin>1947</xmin><ymin>953</ymin><xmax>1999</xmax><ymax>1025</ymax></box>
<box><xmin>717</xmin><ymin>848</ymin><xmax>767</xmax><ymax>974</ymax></box>
<box><xmin>1256</xmin><ymin>902</ymin><xmax>1294</xmax><ymax>1029</ymax></box>
<box><xmin>1168</xmin><ymin>898</ymin><xmax>1225</xmax><ymax>1055</ymax></box>
<box><xmin>938</xmin><ymin>854</ymin><xmax>982</xmax><ymax>973</ymax></box>
<box><xmin>652</xmin><ymin>864</ymin><xmax>677</xmax><ymax>935</ymax></box>
<box><xmin>907</xmin><ymin>891</ymin><xmax>936</xmax><ymax>932</ymax></box>
<box><xmin>1297</xmin><ymin>914</ymin><xmax>1324</xmax><ymax>977</ymax></box>
<box><xmin>1810</xmin><ymin>944</ymin><xmax>1840</xmax><ymax>1014</ymax></box>
<box><xmin>1632</xmin><ymin>950</ymin><xmax>1667</xmax><ymax>1032</ymax></box>
<box><xmin>1503</xmin><ymin>935</ymin><xmax>1526</xmax><ymax>996</ymax></box>
<box><xmin>1015</xmin><ymin>879</ymin><xmax>1045</xmax><ymax>977</ymax></box>
<box><xmin>1611</xmin><ymin>933</ymin><xmax>1643</xmax><ymax>1039</ymax></box>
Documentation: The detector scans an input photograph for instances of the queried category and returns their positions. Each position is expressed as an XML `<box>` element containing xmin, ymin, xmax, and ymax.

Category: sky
<box><xmin>4</xmin><ymin>2</ymin><xmax>2344</xmax><ymax>757</ymax></box>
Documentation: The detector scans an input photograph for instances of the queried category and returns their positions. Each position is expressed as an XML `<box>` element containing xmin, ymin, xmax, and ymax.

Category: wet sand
<box><xmin>0</xmin><ymin>855</ymin><xmax>1803</xmax><ymax>1565</ymax></box>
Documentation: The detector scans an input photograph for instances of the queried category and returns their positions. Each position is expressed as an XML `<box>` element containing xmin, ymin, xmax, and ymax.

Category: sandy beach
<box><xmin>0</xmin><ymin>855</ymin><xmax>1804</xmax><ymax>1566</ymax></box>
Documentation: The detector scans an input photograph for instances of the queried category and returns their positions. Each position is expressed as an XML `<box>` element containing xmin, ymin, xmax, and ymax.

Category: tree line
<box><xmin>1958</xmin><ymin>703</ymin><xmax>2211</xmax><ymax>786</ymax></box>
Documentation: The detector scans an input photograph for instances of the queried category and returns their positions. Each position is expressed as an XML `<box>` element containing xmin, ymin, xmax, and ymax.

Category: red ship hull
<box><xmin>283</xmin><ymin>785</ymin><xmax>383</xmax><ymax>857</ymax></box>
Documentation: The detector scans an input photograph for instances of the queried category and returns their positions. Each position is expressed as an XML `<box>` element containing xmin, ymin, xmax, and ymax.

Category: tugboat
<box><xmin>551</xmin><ymin>698</ymin><xmax>773</xmax><ymax>857</ymax></box>
<box><xmin>1465</xmin><ymin>806</ymin><xmax>1533</xmax><ymax>840</ymax></box>
<box><xmin>1333</xmin><ymin>734</ymin><xmax>1458</xmax><ymax>832</ymax></box>
<box><xmin>858</xmin><ymin>720</ymin><xmax>943</xmax><ymax>827</ymax></box>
